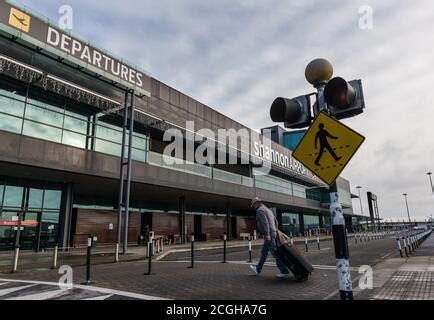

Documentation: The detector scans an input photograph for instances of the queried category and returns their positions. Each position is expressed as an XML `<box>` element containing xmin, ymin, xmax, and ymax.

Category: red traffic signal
<box><xmin>324</xmin><ymin>78</ymin><xmax>365</xmax><ymax>119</ymax></box>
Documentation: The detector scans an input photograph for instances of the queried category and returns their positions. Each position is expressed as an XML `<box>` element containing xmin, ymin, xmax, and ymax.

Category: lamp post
<box><xmin>356</xmin><ymin>186</ymin><xmax>364</xmax><ymax>215</ymax></box>
<box><xmin>427</xmin><ymin>172</ymin><xmax>433</xmax><ymax>194</ymax></box>
<box><xmin>403</xmin><ymin>193</ymin><xmax>411</xmax><ymax>223</ymax></box>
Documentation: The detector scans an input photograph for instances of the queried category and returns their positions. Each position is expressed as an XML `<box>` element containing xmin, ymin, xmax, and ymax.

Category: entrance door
<box><xmin>0</xmin><ymin>212</ymin><xmax>18</xmax><ymax>251</ymax></box>
<box><xmin>194</xmin><ymin>215</ymin><xmax>202</xmax><ymax>241</ymax></box>
<box><xmin>20</xmin><ymin>212</ymin><xmax>42</xmax><ymax>251</ymax></box>
<box><xmin>141</xmin><ymin>213</ymin><xmax>153</xmax><ymax>235</ymax></box>
<box><xmin>0</xmin><ymin>211</ymin><xmax>41</xmax><ymax>251</ymax></box>
<box><xmin>231</xmin><ymin>217</ymin><xmax>237</xmax><ymax>240</ymax></box>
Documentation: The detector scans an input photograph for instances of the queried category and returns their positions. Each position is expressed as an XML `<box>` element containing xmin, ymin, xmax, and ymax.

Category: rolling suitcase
<box><xmin>276</xmin><ymin>231</ymin><xmax>314</xmax><ymax>282</ymax></box>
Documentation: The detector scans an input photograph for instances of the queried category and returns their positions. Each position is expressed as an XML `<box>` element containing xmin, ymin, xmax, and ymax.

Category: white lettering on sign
<box><xmin>253</xmin><ymin>141</ymin><xmax>310</xmax><ymax>177</ymax></box>
<box><xmin>46</xmin><ymin>26</ymin><xmax>145</xmax><ymax>88</ymax></box>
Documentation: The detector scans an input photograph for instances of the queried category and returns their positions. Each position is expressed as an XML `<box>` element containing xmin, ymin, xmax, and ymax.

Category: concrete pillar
<box><xmin>226</xmin><ymin>203</ymin><xmax>232</xmax><ymax>241</ymax></box>
<box><xmin>276</xmin><ymin>209</ymin><xmax>283</xmax><ymax>231</ymax></box>
<box><xmin>299</xmin><ymin>213</ymin><xmax>305</xmax><ymax>236</ymax></box>
<box><xmin>58</xmin><ymin>183</ymin><xmax>74</xmax><ymax>250</ymax></box>
<box><xmin>179</xmin><ymin>197</ymin><xmax>186</xmax><ymax>244</ymax></box>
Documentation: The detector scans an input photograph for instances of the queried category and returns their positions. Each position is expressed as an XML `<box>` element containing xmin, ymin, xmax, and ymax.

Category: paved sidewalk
<box><xmin>0</xmin><ymin>235</ymin><xmax>338</xmax><ymax>273</ymax></box>
<box><xmin>0</xmin><ymin>236</ymin><xmax>397</xmax><ymax>300</ymax></box>
<box><xmin>354</xmin><ymin>233</ymin><xmax>434</xmax><ymax>300</ymax></box>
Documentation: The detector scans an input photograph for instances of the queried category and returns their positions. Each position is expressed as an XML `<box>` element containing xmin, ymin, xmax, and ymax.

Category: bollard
<box><xmin>222</xmin><ymin>233</ymin><xmax>227</xmax><ymax>263</ymax></box>
<box><xmin>144</xmin><ymin>240</ymin><xmax>153</xmax><ymax>275</ymax></box>
<box><xmin>189</xmin><ymin>233</ymin><xmax>195</xmax><ymax>269</ymax></box>
<box><xmin>248</xmin><ymin>234</ymin><xmax>252</xmax><ymax>263</ymax></box>
<box><xmin>406</xmin><ymin>235</ymin><xmax>412</xmax><ymax>254</ymax></box>
<box><xmin>355</xmin><ymin>233</ymin><xmax>358</xmax><ymax>244</ymax></box>
<box><xmin>12</xmin><ymin>246</ymin><xmax>20</xmax><ymax>273</ymax></box>
<box><xmin>290</xmin><ymin>232</ymin><xmax>294</xmax><ymax>246</ymax></box>
<box><xmin>83</xmin><ymin>235</ymin><xmax>93</xmax><ymax>285</ymax></box>
<box><xmin>115</xmin><ymin>242</ymin><xmax>120</xmax><ymax>263</ymax></box>
<box><xmin>317</xmin><ymin>235</ymin><xmax>321</xmax><ymax>250</ymax></box>
<box><xmin>51</xmin><ymin>243</ymin><xmax>59</xmax><ymax>270</ymax></box>
<box><xmin>396</xmin><ymin>238</ymin><xmax>403</xmax><ymax>258</ymax></box>
<box><xmin>305</xmin><ymin>235</ymin><xmax>309</xmax><ymax>253</ymax></box>
<box><xmin>402</xmin><ymin>237</ymin><xmax>409</xmax><ymax>257</ymax></box>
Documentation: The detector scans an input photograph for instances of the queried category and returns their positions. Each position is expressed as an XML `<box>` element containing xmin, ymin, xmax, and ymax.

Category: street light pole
<box><xmin>356</xmin><ymin>186</ymin><xmax>364</xmax><ymax>215</ymax></box>
<box><xmin>403</xmin><ymin>193</ymin><xmax>411</xmax><ymax>223</ymax></box>
<box><xmin>306</xmin><ymin>60</ymin><xmax>353</xmax><ymax>301</ymax></box>
<box><xmin>427</xmin><ymin>172</ymin><xmax>433</xmax><ymax>194</ymax></box>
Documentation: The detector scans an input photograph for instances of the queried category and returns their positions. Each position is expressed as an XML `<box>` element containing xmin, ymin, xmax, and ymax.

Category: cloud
<box><xmin>17</xmin><ymin>0</ymin><xmax>434</xmax><ymax>220</ymax></box>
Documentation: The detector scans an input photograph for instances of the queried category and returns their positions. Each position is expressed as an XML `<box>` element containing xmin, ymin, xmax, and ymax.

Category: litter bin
<box><xmin>91</xmin><ymin>237</ymin><xmax>98</xmax><ymax>248</ymax></box>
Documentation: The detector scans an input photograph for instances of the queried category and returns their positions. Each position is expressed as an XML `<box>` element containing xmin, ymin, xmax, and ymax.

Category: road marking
<box><xmin>0</xmin><ymin>278</ymin><xmax>170</xmax><ymax>300</ymax></box>
<box><xmin>6</xmin><ymin>288</ymin><xmax>70</xmax><ymax>300</ymax></box>
<box><xmin>158</xmin><ymin>260</ymin><xmax>359</xmax><ymax>271</ymax></box>
<box><xmin>0</xmin><ymin>282</ymin><xmax>10</xmax><ymax>287</ymax></box>
<box><xmin>82</xmin><ymin>294</ymin><xmax>114</xmax><ymax>300</ymax></box>
<box><xmin>0</xmin><ymin>284</ymin><xmax>37</xmax><ymax>296</ymax></box>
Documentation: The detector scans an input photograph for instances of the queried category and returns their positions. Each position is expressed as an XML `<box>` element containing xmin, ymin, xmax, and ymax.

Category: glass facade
<box><xmin>281</xmin><ymin>213</ymin><xmax>300</xmax><ymax>236</ymax></box>
<box><xmin>254</xmin><ymin>171</ymin><xmax>310</xmax><ymax>199</ymax></box>
<box><xmin>0</xmin><ymin>179</ymin><xmax>61</xmax><ymax>251</ymax></box>
<box><xmin>304</xmin><ymin>215</ymin><xmax>320</xmax><ymax>231</ymax></box>
<box><xmin>0</xmin><ymin>77</ymin><xmax>149</xmax><ymax>163</ymax></box>
<box><xmin>338</xmin><ymin>188</ymin><xmax>352</xmax><ymax>207</ymax></box>
<box><xmin>283</xmin><ymin>130</ymin><xmax>306</xmax><ymax>151</ymax></box>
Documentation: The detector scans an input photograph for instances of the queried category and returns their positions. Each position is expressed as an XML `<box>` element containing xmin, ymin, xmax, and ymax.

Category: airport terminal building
<box><xmin>0</xmin><ymin>1</ymin><xmax>363</xmax><ymax>251</ymax></box>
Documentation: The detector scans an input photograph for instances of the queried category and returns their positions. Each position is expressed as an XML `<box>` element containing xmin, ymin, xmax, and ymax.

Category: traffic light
<box><xmin>324</xmin><ymin>77</ymin><xmax>365</xmax><ymax>120</ymax></box>
<box><xmin>270</xmin><ymin>95</ymin><xmax>312</xmax><ymax>129</ymax></box>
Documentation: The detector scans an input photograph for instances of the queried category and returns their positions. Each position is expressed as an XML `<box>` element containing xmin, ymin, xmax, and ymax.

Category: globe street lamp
<box><xmin>403</xmin><ymin>193</ymin><xmax>411</xmax><ymax>223</ymax></box>
<box><xmin>356</xmin><ymin>186</ymin><xmax>364</xmax><ymax>215</ymax></box>
<box><xmin>427</xmin><ymin>172</ymin><xmax>433</xmax><ymax>194</ymax></box>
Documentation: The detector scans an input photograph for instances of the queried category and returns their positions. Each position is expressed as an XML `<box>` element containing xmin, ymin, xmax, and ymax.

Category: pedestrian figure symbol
<box><xmin>314</xmin><ymin>123</ymin><xmax>342</xmax><ymax>166</ymax></box>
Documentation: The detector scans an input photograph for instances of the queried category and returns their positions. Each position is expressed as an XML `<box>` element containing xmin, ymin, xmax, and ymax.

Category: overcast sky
<box><xmin>16</xmin><ymin>0</ymin><xmax>434</xmax><ymax>221</ymax></box>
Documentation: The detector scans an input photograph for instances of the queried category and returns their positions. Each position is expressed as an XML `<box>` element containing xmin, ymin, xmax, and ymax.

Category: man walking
<box><xmin>250</xmin><ymin>197</ymin><xmax>290</xmax><ymax>278</ymax></box>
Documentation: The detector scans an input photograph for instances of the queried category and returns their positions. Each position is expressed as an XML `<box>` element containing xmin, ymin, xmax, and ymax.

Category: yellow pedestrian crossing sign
<box><xmin>292</xmin><ymin>112</ymin><xmax>365</xmax><ymax>186</ymax></box>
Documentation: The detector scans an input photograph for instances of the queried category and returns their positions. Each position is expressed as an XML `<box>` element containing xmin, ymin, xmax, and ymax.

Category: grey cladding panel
<box><xmin>180</xmin><ymin>94</ymin><xmax>189</xmax><ymax>110</ymax></box>
<box><xmin>151</xmin><ymin>79</ymin><xmax>160</xmax><ymax>98</ymax></box>
<box><xmin>196</xmin><ymin>103</ymin><xmax>204</xmax><ymax>119</ymax></box>
<box><xmin>160</xmin><ymin>83</ymin><xmax>170</xmax><ymax>102</ymax></box>
<box><xmin>188</xmin><ymin>98</ymin><xmax>197</xmax><ymax>114</ymax></box>
<box><xmin>170</xmin><ymin>89</ymin><xmax>180</xmax><ymax>107</ymax></box>
<box><xmin>211</xmin><ymin>111</ymin><xmax>219</xmax><ymax>125</ymax></box>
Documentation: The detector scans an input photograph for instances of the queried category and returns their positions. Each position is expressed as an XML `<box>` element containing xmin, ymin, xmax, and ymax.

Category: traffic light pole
<box><xmin>316</xmin><ymin>82</ymin><xmax>354</xmax><ymax>301</ymax></box>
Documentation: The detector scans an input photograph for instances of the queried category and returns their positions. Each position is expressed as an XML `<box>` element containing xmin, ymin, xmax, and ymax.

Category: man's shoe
<box><xmin>250</xmin><ymin>265</ymin><xmax>259</xmax><ymax>275</ymax></box>
<box><xmin>276</xmin><ymin>273</ymin><xmax>291</xmax><ymax>279</ymax></box>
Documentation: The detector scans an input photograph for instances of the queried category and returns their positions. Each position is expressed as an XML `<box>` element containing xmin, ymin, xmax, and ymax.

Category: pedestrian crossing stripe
<box><xmin>292</xmin><ymin>112</ymin><xmax>365</xmax><ymax>186</ymax></box>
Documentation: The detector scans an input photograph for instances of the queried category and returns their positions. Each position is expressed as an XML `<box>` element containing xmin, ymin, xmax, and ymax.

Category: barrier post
<box><xmin>402</xmin><ymin>236</ymin><xmax>409</xmax><ymax>257</ymax></box>
<box><xmin>222</xmin><ymin>233</ymin><xmax>227</xmax><ymax>263</ymax></box>
<box><xmin>248</xmin><ymin>234</ymin><xmax>252</xmax><ymax>263</ymax></box>
<box><xmin>189</xmin><ymin>233</ymin><xmax>195</xmax><ymax>269</ymax></box>
<box><xmin>305</xmin><ymin>234</ymin><xmax>309</xmax><ymax>253</ymax></box>
<box><xmin>51</xmin><ymin>243</ymin><xmax>59</xmax><ymax>269</ymax></box>
<box><xmin>83</xmin><ymin>234</ymin><xmax>93</xmax><ymax>285</ymax></box>
<box><xmin>407</xmin><ymin>235</ymin><xmax>412</xmax><ymax>254</ymax></box>
<box><xmin>145</xmin><ymin>233</ymin><xmax>154</xmax><ymax>276</ymax></box>
<box><xmin>396</xmin><ymin>238</ymin><xmax>403</xmax><ymax>258</ymax></box>
<box><xmin>317</xmin><ymin>235</ymin><xmax>321</xmax><ymax>250</ymax></box>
